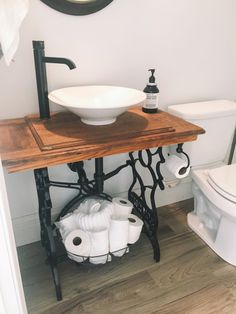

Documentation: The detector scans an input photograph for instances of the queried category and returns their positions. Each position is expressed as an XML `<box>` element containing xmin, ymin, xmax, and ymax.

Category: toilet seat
<box><xmin>207</xmin><ymin>164</ymin><xmax>236</xmax><ymax>203</ymax></box>
<box><xmin>192</xmin><ymin>166</ymin><xmax>236</xmax><ymax>220</ymax></box>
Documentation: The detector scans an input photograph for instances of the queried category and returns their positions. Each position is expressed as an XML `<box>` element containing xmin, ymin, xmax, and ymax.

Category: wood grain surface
<box><xmin>17</xmin><ymin>199</ymin><xmax>236</xmax><ymax>314</ymax></box>
<box><xmin>0</xmin><ymin>107</ymin><xmax>204</xmax><ymax>173</ymax></box>
<box><xmin>25</xmin><ymin>110</ymin><xmax>175</xmax><ymax>151</ymax></box>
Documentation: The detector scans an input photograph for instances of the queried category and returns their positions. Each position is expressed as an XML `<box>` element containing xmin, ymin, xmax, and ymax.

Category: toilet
<box><xmin>168</xmin><ymin>100</ymin><xmax>236</xmax><ymax>265</ymax></box>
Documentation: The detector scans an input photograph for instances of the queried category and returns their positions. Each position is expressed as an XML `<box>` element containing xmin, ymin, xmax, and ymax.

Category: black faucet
<box><xmin>32</xmin><ymin>41</ymin><xmax>76</xmax><ymax>119</ymax></box>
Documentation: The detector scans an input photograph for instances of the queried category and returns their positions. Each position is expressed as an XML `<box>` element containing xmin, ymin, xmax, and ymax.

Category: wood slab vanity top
<box><xmin>0</xmin><ymin>106</ymin><xmax>205</xmax><ymax>173</ymax></box>
<box><xmin>25</xmin><ymin>109</ymin><xmax>176</xmax><ymax>151</ymax></box>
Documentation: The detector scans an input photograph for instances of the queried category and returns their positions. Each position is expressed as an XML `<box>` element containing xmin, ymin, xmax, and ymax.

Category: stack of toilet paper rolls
<box><xmin>110</xmin><ymin>197</ymin><xmax>143</xmax><ymax>256</ymax></box>
<box><xmin>55</xmin><ymin>197</ymin><xmax>143</xmax><ymax>264</ymax></box>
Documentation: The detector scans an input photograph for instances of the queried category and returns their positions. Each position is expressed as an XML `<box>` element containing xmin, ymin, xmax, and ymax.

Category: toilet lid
<box><xmin>207</xmin><ymin>164</ymin><xmax>236</xmax><ymax>202</ymax></box>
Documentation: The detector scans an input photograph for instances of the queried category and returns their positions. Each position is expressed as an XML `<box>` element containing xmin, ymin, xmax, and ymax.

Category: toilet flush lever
<box><xmin>176</xmin><ymin>143</ymin><xmax>190</xmax><ymax>174</ymax></box>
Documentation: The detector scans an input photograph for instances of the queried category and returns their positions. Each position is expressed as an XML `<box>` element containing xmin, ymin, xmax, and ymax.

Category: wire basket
<box><xmin>55</xmin><ymin>227</ymin><xmax>130</xmax><ymax>265</ymax></box>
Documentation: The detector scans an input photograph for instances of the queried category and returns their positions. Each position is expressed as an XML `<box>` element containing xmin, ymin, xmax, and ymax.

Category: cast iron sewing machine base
<box><xmin>34</xmin><ymin>144</ymin><xmax>188</xmax><ymax>300</ymax></box>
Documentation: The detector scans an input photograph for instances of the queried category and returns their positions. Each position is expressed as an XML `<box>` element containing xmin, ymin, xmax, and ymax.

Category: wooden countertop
<box><xmin>0</xmin><ymin>107</ymin><xmax>205</xmax><ymax>173</ymax></box>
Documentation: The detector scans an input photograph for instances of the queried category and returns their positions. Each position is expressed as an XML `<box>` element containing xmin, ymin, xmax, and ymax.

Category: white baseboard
<box><xmin>12</xmin><ymin>213</ymin><xmax>41</xmax><ymax>247</ymax></box>
<box><xmin>13</xmin><ymin>180</ymin><xmax>193</xmax><ymax>247</ymax></box>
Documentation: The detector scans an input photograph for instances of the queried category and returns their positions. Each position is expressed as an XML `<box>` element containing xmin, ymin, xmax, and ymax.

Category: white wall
<box><xmin>0</xmin><ymin>161</ymin><xmax>27</xmax><ymax>314</ymax></box>
<box><xmin>1</xmin><ymin>0</ymin><xmax>236</xmax><ymax>245</ymax></box>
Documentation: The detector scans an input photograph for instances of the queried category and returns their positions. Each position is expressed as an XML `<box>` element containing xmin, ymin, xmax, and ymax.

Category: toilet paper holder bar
<box><xmin>176</xmin><ymin>143</ymin><xmax>190</xmax><ymax>173</ymax></box>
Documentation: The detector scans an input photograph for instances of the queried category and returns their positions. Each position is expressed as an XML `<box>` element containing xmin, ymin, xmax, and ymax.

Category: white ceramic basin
<box><xmin>48</xmin><ymin>85</ymin><xmax>146</xmax><ymax>125</ymax></box>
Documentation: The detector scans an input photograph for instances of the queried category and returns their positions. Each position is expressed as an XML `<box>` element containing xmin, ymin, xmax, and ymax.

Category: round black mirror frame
<box><xmin>40</xmin><ymin>0</ymin><xmax>114</xmax><ymax>16</ymax></box>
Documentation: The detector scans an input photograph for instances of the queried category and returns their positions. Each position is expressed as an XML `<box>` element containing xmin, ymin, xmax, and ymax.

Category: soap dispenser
<box><xmin>142</xmin><ymin>69</ymin><xmax>159</xmax><ymax>113</ymax></box>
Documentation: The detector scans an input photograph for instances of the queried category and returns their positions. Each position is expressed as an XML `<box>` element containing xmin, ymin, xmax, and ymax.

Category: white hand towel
<box><xmin>75</xmin><ymin>200</ymin><xmax>113</xmax><ymax>232</ymax></box>
<box><xmin>54</xmin><ymin>213</ymin><xmax>77</xmax><ymax>240</ymax></box>
<box><xmin>0</xmin><ymin>0</ymin><xmax>29</xmax><ymax>65</ymax></box>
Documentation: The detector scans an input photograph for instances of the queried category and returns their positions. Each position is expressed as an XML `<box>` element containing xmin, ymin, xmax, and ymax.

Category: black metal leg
<box><xmin>128</xmin><ymin>148</ymin><xmax>165</xmax><ymax>262</ymax></box>
<box><xmin>46</xmin><ymin>225</ymin><xmax>62</xmax><ymax>301</ymax></box>
<box><xmin>94</xmin><ymin>158</ymin><xmax>104</xmax><ymax>194</ymax></box>
<box><xmin>34</xmin><ymin>161</ymin><xmax>111</xmax><ymax>300</ymax></box>
<box><xmin>34</xmin><ymin>168</ymin><xmax>52</xmax><ymax>246</ymax></box>
<box><xmin>34</xmin><ymin>168</ymin><xmax>62</xmax><ymax>301</ymax></box>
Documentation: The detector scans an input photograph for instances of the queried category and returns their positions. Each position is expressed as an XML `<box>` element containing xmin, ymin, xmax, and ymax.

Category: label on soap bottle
<box><xmin>143</xmin><ymin>93</ymin><xmax>158</xmax><ymax>109</ymax></box>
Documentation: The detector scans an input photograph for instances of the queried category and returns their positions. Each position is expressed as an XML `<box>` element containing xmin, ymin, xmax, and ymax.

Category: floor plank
<box><xmin>155</xmin><ymin>283</ymin><xmax>236</xmax><ymax>314</ymax></box>
<box><xmin>44</xmin><ymin>271</ymin><xmax>157</xmax><ymax>314</ymax></box>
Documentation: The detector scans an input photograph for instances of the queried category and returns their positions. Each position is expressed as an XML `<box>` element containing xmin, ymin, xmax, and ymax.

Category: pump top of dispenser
<box><xmin>144</xmin><ymin>69</ymin><xmax>159</xmax><ymax>92</ymax></box>
<box><xmin>148</xmin><ymin>69</ymin><xmax>156</xmax><ymax>84</ymax></box>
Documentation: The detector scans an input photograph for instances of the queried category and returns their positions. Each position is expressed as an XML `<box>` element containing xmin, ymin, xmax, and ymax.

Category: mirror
<box><xmin>40</xmin><ymin>0</ymin><xmax>113</xmax><ymax>15</ymax></box>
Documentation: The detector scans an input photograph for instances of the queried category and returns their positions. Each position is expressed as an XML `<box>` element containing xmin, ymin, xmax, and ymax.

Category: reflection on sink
<box><xmin>48</xmin><ymin>86</ymin><xmax>146</xmax><ymax>125</ymax></box>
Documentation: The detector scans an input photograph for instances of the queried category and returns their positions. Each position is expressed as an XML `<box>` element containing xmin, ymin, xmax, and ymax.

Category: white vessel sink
<box><xmin>48</xmin><ymin>85</ymin><xmax>146</xmax><ymax>125</ymax></box>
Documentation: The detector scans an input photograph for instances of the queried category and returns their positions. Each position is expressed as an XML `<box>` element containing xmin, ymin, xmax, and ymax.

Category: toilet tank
<box><xmin>168</xmin><ymin>100</ymin><xmax>236</xmax><ymax>167</ymax></box>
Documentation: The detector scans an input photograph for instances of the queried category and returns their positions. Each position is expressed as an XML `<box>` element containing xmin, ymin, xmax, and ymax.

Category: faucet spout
<box><xmin>32</xmin><ymin>40</ymin><xmax>76</xmax><ymax>119</ymax></box>
<box><xmin>43</xmin><ymin>56</ymin><xmax>76</xmax><ymax>70</ymax></box>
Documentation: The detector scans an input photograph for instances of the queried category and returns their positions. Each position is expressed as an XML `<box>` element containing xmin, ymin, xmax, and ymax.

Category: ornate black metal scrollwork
<box><xmin>34</xmin><ymin>168</ymin><xmax>62</xmax><ymax>301</ymax></box>
<box><xmin>128</xmin><ymin>148</ymin><xmax>165</xmax><ymax>262</ymax></box>
<box><xmin>33</xmin><ymin>159</ymin><xmax>126</xmax><ymax>300</ymax></box>
<box><xmin>176</xmin><ymin>143</ymin><xmax>190</xmax><ymax>175</ymax></box>
<box><xmin>34</xmin><ymin>168</ymin><xmax>52</xmax><ymax>246</ymax></box>
<box><xmin>34</xmin><ymin>147</ymin><xmax>177</xmax><ymax>300</ymax></box>
<box><xmin>53</xmin><ymin>159</ymin><xmax>111</xmax><ymax>222</ymax></box>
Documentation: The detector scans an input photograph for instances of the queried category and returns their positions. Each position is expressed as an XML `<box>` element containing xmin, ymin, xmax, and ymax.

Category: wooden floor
<box><xmin>17</xmin><ymin>199</ymin><xmax>236</xmax><ymax>314</ymax></box>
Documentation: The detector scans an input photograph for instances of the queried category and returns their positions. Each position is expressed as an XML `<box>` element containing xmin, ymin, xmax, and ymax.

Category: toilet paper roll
<box><xmin>165</xmin><ymin>155</ymin><xmax>190</xmax><ymax>179</ymax></box>
<box><xmin>109</xmin><ymin>217</ymin><xmax>129</xmax><ymax>257</ymax></box>
<box><xmin>112</xmin><ymin>197</ymin><xmax>133</xmax><ymax>218</ymax></box>
<box><xmin>89</xmin><ymin>229</ymin><xmax>109</xmax><ymax>264</ymax></box>
<box><xmin>128</xmin><ymin>214</ymin><xmax>144</xmax><ymax>244</ymax></box>
<box><xmin>64</xmin><ymin>229</ymin><xmax>90</xmax><ymax>258</ymax></box>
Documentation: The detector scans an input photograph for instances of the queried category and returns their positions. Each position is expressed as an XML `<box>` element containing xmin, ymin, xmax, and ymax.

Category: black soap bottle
<box><xmin>142</xmin><ymin>69</ymin><xmax>159</xmax><ymax>113</ymax></box>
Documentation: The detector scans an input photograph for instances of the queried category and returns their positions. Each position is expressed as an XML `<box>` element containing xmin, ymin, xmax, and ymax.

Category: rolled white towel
<box><xmin>75</xmin><ymin>200</ymin><xmax>114</xmax><ymax>232</ymax></box>
<box><xmin>0</xmin><ymin>0</ymin><xmax>29</xmax><ymax>65</ymax></box>
<box><xmin>55</xmin><ymin>212</ymin><xmax>77</xmax><ymax>240</ymax></box>
<box><xmin>74</xmin><ymin>199</ymin><xmax>101</xmax><ymax>215</ymax></box>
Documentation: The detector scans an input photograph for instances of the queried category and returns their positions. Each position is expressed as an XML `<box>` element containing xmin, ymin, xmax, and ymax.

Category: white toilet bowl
<box><xmin>168</xmin><ymin>99</ymin><xmax>236</xmax><ymax>265</ymax></box>
<box><xmin>188</xmin><ymin>163</ymin><xmax>236</xmax><ymax>265</ymax></box>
